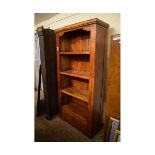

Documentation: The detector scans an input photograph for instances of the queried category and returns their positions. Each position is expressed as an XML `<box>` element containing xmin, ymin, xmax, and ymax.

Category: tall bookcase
<box><xmin>55</xmin><ymin>18</ymin><xmax>109</xmax><ymax>137</ymax></box>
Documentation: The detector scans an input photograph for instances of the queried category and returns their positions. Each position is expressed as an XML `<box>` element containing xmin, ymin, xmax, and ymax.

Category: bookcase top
<box><xmin>55</xmin><ymin>18</ymin><xmax>109</xmax><ymax>33</ymax></box>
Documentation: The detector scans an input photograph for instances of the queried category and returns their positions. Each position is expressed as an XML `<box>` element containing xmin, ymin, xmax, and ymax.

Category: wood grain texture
<box><xmin>59</xmin><ymin>52</ymin><xmax>90</xmax><ymax>54</ymax></box>
<box><xmin>60</xmin><ymin>70</ymin><xmax>89</xmax><ymax>79</ymax></box>
<box><xmin>56</xmin><ymin>19</ymin><xmax>109</xmax><ymax>137</ymax></box>
<box><xmin>61</xmin><ymin>87</ymin><xmax>88</xmax><ymax>102</ymax></box>
<box><xmin>60</xmin><ymin>55</ymin><xmax>90</xmax><ymax>73</ymax></box>
<box><xmin>92</xmin><ymin>24</ymin><xmax>108</xmax><ymax>135</ymax></box>
<box><xmin>59</xmin><ymin>29</ymin><xmax>90</xmax><ymax>53</ymax></box>
<box><xmin>103</xmin><ymin>34</ymin><xmax>120</xmax><ymax>141</ymax></box>
<box><xmin>37</xmin><ymin>27</ymin><xmax>59</xmax><ymax>118</ymax></box>
<box><xmin>55</xmin><ymin>18</ymin><xmax>109</xmax><ymax>33</ymax></box>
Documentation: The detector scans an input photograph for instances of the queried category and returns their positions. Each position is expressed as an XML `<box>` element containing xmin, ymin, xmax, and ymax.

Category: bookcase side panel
<box><xmin>87</xmin><ymin>24</ymin><xmax>96</xmax><ymax>135</ymax></box>
<box><xmin>92</xmin><ymin>25</ymin><xmax>108</xmax><ymax>134</ymax></box>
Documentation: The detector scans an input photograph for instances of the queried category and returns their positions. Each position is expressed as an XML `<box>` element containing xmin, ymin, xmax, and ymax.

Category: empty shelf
<box><xmin>60</xmin><ymin>70</ymin><xmax>90</xmax><ymax>79</ymax></box>
<box><xmin>59</xmin><ymin>52</ymin><xmax>90</xmax><ymax>54</ymax></box>
<box><xmin>61</xmin><ymin>87</ymin><xmax>88</xmax><ymax>102</ymax></box>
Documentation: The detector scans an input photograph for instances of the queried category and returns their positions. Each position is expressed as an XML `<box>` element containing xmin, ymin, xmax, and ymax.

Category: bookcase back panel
<box><xmin>59</xmin><ymin>35</ymin><xmax>70</xmax><ymax>52</ymax></box>
<box><xmin>70</xmin><ymin>56</ymin><xmax>90</xmax><ymax>73</ymax></box>
<box><xmin>60</xmin><ymin>93</ymin><xmax>70</xmax><ymax>106</ymax></box>
<box><xmin>60</xmin><ymin>55</ymin><xmax>90</xmax><ymax>73</ymax></box>
<box><xmin>72</xmin><ymin>97</ymin><xmax>87</xmax><ymax>109</ymax></box>
<box><xmin>61</xmin><ymin>95</ymin><xmax>88</xmax><ymax>119</ymax></box>
<box><xmin>60</xmin><ymin>55</ymin><xmax>70</xmax><ymax>71</ymax></box>
<box><xmin>71</xmin><ymin>78</ymin><xmax>88</xmax><ymax>91</ymax></box>
<box><xmin>60</xmin><ymin>76</ymin><xmax>88</xmax><ymax>91</ymax></box>
<box><xmin>59</xmin><ymin>29</ymin><xmax>90</xmax><ymax>52</ymax></box>
<box><xmin>60</xmin><ymin>75</ymin><xmax>71</xmax><ymax>89</ymax></box>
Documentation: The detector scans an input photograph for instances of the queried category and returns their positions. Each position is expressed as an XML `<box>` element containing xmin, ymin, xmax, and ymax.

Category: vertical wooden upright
<box><xmin>55</xmin><ymin>19</ymin><xmax>109</xmax><ymax>137</ymax></box>
<box><xmin>103</xmin><ymin>34</ymin><xmax>120</xmax><ymax>141</ymax></box>
<box><xmin>37</xmin><ymin>27</ymin><xmax>58</xmax><ymax>119</ymax></box>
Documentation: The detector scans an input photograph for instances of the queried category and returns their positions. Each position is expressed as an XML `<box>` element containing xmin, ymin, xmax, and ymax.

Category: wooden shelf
<box><xmin>59</xmin><ymin>52</ymin><xmax>90</xmax><ymax>54</ymax></box>
<box><xmin>60</xmin><ymin>70</ymin><xmax>90</xmax><ymax>79</ymax></box>
<box><xmin>61</xmin><ymin>102</ymin><xmax>88</xmax><ymax>119</ymax></box>
<box><xmin>61</xmin><ymin>87</ymin><xmax>88</xmax><ymax>102</ymax></box>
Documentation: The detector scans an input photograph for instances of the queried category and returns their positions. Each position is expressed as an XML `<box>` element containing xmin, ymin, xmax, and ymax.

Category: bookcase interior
<box><xmin>60</xmin><ymin>93</ymin><xmax>88</xmax><ymax>130</ymax></box>
<box><xmin>58</xmin><ymin>29</ymin><xmax>91</xmax><ymax>131</ymax></box>
<box><xmin>59</xmin><ymin>29</ymin><xmax>90</xmax><ymax>53</ymax></box>
<box><xmin>60</xmin><ymin>55</ymin><xmax>90</xmax><ymax>75</ymax></box>
<box><xmin>60</xmin><ymin>75</ymin><xmax>89</xmax><ymax>102</ymax></box>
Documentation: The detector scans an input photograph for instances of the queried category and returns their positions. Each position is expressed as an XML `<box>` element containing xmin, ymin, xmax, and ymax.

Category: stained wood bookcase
<box><xmin>55</xmin><ymin>18</ymin><xmax>109</xmax><ymax>137</ymax></box>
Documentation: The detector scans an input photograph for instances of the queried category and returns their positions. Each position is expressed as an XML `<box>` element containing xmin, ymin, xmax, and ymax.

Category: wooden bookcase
<box><xmin>55</xmin><ymin>19</ymin><xmax>109</xmax><ymax>137</ymax></box>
